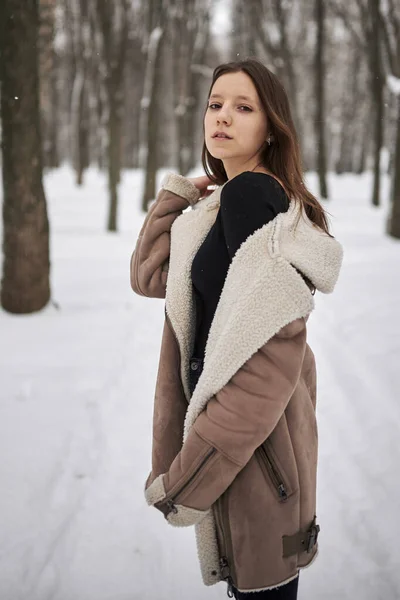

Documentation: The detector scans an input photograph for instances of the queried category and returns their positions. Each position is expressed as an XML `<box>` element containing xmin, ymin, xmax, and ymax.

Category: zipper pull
<box><xmin>219</xmin><ymin>556</ymin><xmax>229</xmax><ymax>577</ymax></box>
<box><xmin>220</xmin><ymin>557</ymin><xmax>235</xmax><ymax>597</ymax></box>
<box><xmin>166</xmin><ymin>499</ymin><xmax>178</xmax><ymax>514</ymax></box>
<box><xmin>278</xmin><ymin>484</ymin><xmax>288</xmax><ymax>501</ymax></box>
<box><xmin>226</xmin><ymin>576</ymin><xmax>234</xmax><ymax>598</ymax></box>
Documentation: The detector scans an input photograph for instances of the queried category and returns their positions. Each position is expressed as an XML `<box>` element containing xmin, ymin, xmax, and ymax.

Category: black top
<box><xmin>191</xmin><ymin>172</ymin><xmax>290</xmax><ymax>360</ymax></box>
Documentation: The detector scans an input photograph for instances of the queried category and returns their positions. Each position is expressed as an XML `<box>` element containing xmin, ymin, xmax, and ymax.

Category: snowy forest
<box><xmin>1</xmin><ymin>1</ymin><xmax>400</xmax><ymax>599</ymax></box>
<box><xmin>1</xmin><ymin>0</ymin><xmax>400</xmax><ymax>312</ymax></box>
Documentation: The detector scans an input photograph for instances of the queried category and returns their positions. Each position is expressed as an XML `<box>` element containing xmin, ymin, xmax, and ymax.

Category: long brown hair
<box><xmin>201</xmin><ymin>57</ymin><xmax>331</xmax><ymax>235</ymax></box>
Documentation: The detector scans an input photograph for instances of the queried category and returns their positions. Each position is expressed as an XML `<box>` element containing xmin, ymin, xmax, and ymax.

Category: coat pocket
<box><xmin>256</xmin><ymin>440</ymin><xmax>294</xmax><ymax>503</ymax></box>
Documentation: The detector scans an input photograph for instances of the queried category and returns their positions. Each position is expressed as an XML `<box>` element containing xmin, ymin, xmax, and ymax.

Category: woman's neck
<box><xmin>223</xmin><ymin>158</ymin><xmax>269</xmax><ymax>181</ymax></box>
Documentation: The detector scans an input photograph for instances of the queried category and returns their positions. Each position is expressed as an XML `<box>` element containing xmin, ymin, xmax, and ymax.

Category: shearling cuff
<box><xmin>144</xmin><ymin>473</ymin><xmax>166</xmax><ymax>506</ymax></box>
<box><xmin>161</xmin><ymin>172</ymin><xmax>201</xmax><ymax>206</ymax></box>
<box><xmin>144</xmin><ymin>473</ymin><xmax>209</xmax><ymax>527</ymax></box>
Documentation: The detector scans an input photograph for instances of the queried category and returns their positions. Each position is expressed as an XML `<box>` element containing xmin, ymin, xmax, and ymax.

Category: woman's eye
<box><xmin>208</xmin><ymin>104</ymin><xmax>252</xmax><ymax>112</ymax></box>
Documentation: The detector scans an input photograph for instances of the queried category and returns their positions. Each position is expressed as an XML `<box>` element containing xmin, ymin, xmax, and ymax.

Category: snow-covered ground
<box><xmin>0</xmin><ymin>166</ymin><xmax>399</xmax><ymax>600</ymax></box>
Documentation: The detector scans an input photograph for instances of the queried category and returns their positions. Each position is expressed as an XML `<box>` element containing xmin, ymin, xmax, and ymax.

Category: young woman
<box><xmin>130</xmin><ymin>58</ymin><xmax>343</xmax><ymax>599</ymax></box>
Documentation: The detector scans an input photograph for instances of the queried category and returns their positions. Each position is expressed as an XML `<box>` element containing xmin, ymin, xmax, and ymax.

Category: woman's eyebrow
<box><xmin>209</xmin><ymin>93</ymin><xmax>256</xmax><ymax>103</ymax></box>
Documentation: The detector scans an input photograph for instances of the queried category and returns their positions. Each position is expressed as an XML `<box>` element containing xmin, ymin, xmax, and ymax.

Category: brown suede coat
<box><xmin>130</xmin><ymin>172</ymin><xmax>343</xmax><ymax>593</ymax></box>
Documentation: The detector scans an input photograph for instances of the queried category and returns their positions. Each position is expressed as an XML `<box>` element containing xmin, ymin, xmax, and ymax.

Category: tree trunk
<box><xmin>92</xmin><ymin>73</ymin><xmax>107</xmax><ymax>170</ymax></box>
<box><xmin>69</xmin><ymin>0</ymin><xmax>90</xmax><ymax>185</ymax></box>
<box><xmin>77</xmin><ymin>90</ymin><xmax>90</xmax><ymax>185</ymax></box>
<box><xmin>107</xmin><ymin>94</ymin><xmax>122</xmax><ymax>231</ymax></box>
<box><xmin>47</xmin><ymin>48</ymin><xmax>59</xmax><ymax>168</ymax></box>
<box><xmin>71</xmin><ymin>65</ymin><xmax>88</xmax><ymax>185</ymax></box>
<box><xmin>95</xmin><ymin>0</ymin><xmax>128</xmax><ymax>229</ymax></box>
<box><xmin>249</xmin><ymin>0</ymin><xmax>304</xmax><ymax>155</ymax></box>
<box><xmin>171</xmin><ymin>4</ymin><xmax>189</xmax><ymax>175</ymax></box>
<box><xmin>273</xmin><ymin>0</ymin><xmax>304</xmax><ymax>151</ymax></box>
<box><xmin>368</xmin><ymin>0</ymin><xmax>384</xmax><ymax>206</ymax></box>
<box><xmin>355</xmin><ymin>116</ymin><xmax>369</xmax><ymax>175</ymax></box>
<box><xmin>39</xmin><ymin>0</ymin><xmax>59</xmax><ymax>168</ymax></box>
<box><xmin>314</xmin><ymin>0</ymin><xmax>328</xmax><ymax>198</ymax></box>
<box><xmin>188</xmin><ymin>15</ymin><xmax>210</xmax><ymax>172</ymax></box>
<box><xmin>387</xmin><ymin>96</ymin><xmax>400</xmax><ymax>239</ymax></box>
<box><xmin>185</xmin><ymin>9</ymin><xmax>210</xmax><ymax>173</ymax></box>
<box><xmin>0</xmin><ymin>0</ymin><xmax>50</xmax><ymax>314</ymax></box>
<box><xmin>141</xmin><ymin>26</ymin><xmax>164</xmax><ymax>212</ymax></box>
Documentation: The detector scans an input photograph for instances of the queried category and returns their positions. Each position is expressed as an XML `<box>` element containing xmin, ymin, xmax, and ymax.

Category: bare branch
<box><xmin>326</xmin><ymin>0</ymin><xmax>366</xmax><ymax>51</ymax></box>
<box><xmin>379</xmin><ymin>8</ymin><xmax>396</xmax><ymax>74</ymax></box>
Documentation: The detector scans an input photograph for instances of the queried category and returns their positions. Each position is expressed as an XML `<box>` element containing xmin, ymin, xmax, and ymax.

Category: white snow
<box><xmin>387</xmin><ymin>74</ymin><xmax>400</xmax><ymax>96</ymax></box>
<box><xmin>210</xmin><ymin>0</ymin><xmax>232</xmax><ymax>56</ymax></box>
<box><xmin>0</xmin><ymin>166</ymin><xmax>399</xmax><ymax>600</ymax></box>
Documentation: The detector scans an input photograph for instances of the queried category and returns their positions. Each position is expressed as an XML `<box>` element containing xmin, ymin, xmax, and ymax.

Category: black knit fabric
<box><xmin>232</xmin><ymin>574</ymin><xmax>299</xmax><ymax>599</ymax></box>
<box><xmin>191</xmin><ymin>172</ymin><xmax>290</xmax><ymax>360</ymax></box>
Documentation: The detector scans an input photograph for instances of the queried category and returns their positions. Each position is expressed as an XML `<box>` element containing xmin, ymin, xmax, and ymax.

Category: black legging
<box><xmin>232</xmin><ymin>575</ymin><xmax>299</xmax><ymax>600</ymax></box>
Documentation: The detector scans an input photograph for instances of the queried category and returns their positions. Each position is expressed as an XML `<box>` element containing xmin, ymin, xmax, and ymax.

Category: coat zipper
<box><xmin>258</xmin><ymin>443</ymin><xmax>288</xmax><ymax>502</ymax></box>
<box><xmin>215</xmin><ymin>495</ymin><xmax>235</xmax><ymax>597</ymax></box>
<box><xmin>165</xmin><ymin>447</ymin><xmax>217</xmax><ymax>512</ymax></box>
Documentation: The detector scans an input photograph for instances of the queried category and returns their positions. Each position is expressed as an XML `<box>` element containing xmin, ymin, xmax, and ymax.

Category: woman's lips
<box><xmin>212</xmin><ymin>136</ymin><xmax>233</xmax><ymax>141</ymax></box>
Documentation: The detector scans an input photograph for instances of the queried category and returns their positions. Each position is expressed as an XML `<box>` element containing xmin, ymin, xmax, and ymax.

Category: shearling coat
<box><xmin>130</xmin><ymin>172</ymin><xmax>343</xmax><ymax>594</ymax></box>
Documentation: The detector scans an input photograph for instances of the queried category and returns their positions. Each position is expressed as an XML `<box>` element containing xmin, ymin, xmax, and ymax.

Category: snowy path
<box><xmin>0</xmin><ymin>168</ymin><xmax>399</xmax><ymax>600</ymax></box>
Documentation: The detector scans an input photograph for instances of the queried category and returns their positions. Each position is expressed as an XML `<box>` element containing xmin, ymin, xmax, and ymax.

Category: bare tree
<box><xmin>0</xmin><ymin>0</ymin><xmax>51</xmax><ymax>313</ymax></box>
<box><xmin>380</xmin><ymin>0</ymin><xmax>400</xmax><ymax>238</ymax></box>
<box><xmin>248</xmin><ymin>0</ymin><xmax>306</xmax><ymax>147</ymax></box>
<box><xmin>123</xmin><ymin>22</ymin><xmax>147</xmax><ymax>169</ymax></box>
<box><xmin>93</xmin><ymin>0</ymin><xmax>130</xmax><ymax>231</ymax></box>
<box><xmin>170</xmin><ymin>0</ymin><xmax>211</xmax><ymax>175</ymax></box>
<box><xmin>314</xmin><ymin>0</ymin><xmax>328</xmax><ymax>198</ymax></box>
<box><xmin>39</xmin><ymin>0</ymin><xmax>59</xmax><ymax>168</ymax></box>
<box><xmin>368</xmin><ymin>0</ymin><xmax>385</xmax><ymax>206</ymax></box>
<box><xmin>67</xmin><ymin>0</ymin><xmax>91</xmax><ymax>185</ymax></box>
<box><xmin>232</xmin><ymin>1</ymin><xmax>257</xmax><ymax>58</ymax></box>
<box><xmin>387</xmin><ymin>89</ymin><xmax>400</xmax><ymax>238</ymax></box>
<box><xmin>139</xmin><ymin>0</ymin><xmax>167</xmax><ymax>211</ymax></box>
<box><xmin>333</xmin><ymin>40</ymin><xmax>369</xmax><ymax>175</ymax></box>
<box><xmin>329</xmin><ymin>0</ymin><xmax>385</xmax><ymax>205</ymax></box>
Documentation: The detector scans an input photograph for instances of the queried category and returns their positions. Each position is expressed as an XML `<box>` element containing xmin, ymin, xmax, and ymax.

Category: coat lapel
<box><xmin>183</xmin><ymin>200</ymin><xmax>316</xmax><ymax>439</ymax></box>
<box><xmin>165</xmin><ymin>187</ymin><xmax>221</xmax><ymax>402</ymax></box>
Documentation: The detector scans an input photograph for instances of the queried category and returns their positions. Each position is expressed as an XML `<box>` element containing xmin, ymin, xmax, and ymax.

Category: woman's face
<box><xmin>204</xmin><ymin>71</ymin><xmax>269</xmax><ymax>176</ymax></box>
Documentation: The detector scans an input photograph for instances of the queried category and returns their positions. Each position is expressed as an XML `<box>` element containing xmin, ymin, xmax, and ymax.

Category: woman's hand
<box><xmin>187</xmin><ymin>175</ymin><xmax>215</xmax><ymax>199</ymax></box>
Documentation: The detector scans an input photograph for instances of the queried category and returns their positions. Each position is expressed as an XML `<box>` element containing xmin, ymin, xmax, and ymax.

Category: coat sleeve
<box><xmin>144</xmin><ymin>317</ymin><xmax>307</xmax><ymax>527</ymax></box>
<box><xmin>130</xmin><ymin>173</ymin><xmax>201</xmax><ymax>298</ymax></box>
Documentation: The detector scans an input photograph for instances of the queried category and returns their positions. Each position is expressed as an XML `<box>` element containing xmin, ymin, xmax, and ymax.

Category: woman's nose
<box><xmin>217</xmin><ymin>110</ymin><xmax>231</xmax><ymax>125</ymax></box>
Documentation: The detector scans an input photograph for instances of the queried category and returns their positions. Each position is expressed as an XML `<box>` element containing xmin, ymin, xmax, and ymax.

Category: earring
<box><xmin>266</xmin><ymin>136</ymin><xmax>272</xmax><ymax>146</ymax></box>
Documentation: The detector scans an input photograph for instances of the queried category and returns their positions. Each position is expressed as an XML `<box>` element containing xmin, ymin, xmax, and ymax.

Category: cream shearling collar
<box><xmin>166</xmin><ymin>183</ymin><xmax>343</xmax><ymax>406</ymax></box>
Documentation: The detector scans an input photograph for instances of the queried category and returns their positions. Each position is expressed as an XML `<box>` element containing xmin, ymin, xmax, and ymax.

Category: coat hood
<box><xmin>194</xmin><ymin>184</ymin><xmax>343</xmax><ymax>295</ymax></box>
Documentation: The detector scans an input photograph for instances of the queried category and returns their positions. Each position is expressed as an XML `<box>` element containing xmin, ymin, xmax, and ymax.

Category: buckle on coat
<box><xmin>282</xmin><ymin>516</ymin><xmax>320</xmax><ymax>557</ymax></box>
<box><xmin>306</xmin><ymin>519</ymin><xmax>320</xmax><ymax>553</ymax></box>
